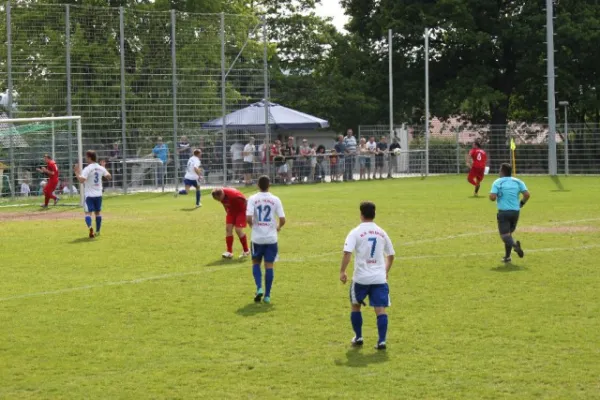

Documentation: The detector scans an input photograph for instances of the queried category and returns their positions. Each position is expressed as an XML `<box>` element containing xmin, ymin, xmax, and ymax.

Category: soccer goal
<box><xmin>0</xmin><ymin>115</ymin><xmax>84</xmax><ymax>207</ymax></box>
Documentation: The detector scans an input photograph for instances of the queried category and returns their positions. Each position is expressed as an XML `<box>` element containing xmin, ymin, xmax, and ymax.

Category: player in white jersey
<box><xmin>177</xmin><ymin>149</ymin><xmax>203</xmax><ymax>208</ymax></box>
<box><xmin>340</xmin><ymin>201</ymin><xmax>395</xmax><ymax>350</ymax></box>
<box><xmin>74</xmin><ymin>150</ymin><xmax>111</xmax><ymax>239</ymax></box>
<box><xmin>246</xmin><ymin>176</ymin><xmax>286</xmax><ymax>304</ymax></box>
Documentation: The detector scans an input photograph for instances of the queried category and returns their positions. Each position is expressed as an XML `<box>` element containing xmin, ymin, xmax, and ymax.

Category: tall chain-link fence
<box><xmin>360</xmin><ymin>121</ymin><xmax>600</xmax><ymax>178</ymax></box>
<box><xmin>0</xmin><ymin>4</ymin><xmax>268</xmax><ymax>198</ymax></box>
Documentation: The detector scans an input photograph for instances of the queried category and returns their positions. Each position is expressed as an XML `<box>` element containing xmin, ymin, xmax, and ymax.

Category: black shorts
<box><xmin>243</xmin><ymin>162</ymin><xmax>253</xmax><ymax>174</ymax></box>
<box><xmin>497</xmin><ymin>210</ymin><xmax>520</xmax><ymax>235</ymax></box>
<box><xmin>375</xmin><ymin>156</ymin><xmax>384</xmax><ymax>168</ymax></box>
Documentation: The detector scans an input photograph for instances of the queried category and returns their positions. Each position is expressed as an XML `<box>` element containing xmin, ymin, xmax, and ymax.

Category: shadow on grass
<box><xmin>236</xmin><ymin>302</ymin><xmax>274</xmax><ymax>317</ymax></box>
<box><xmin>468</xmin><ymin>195</ymin><xmax>486</xmax><ymax>199</ymax></box>
<box><xmin>205</xmin><ymin>258</ymin><xmax>246</xmax><ymax>267</ymax></box>
<box><xmin>550</xmin><ymin>176</ymin><xmax>570</xmax><ymax>192</ymax></box>
<box><xmin>334</xmin><ymin>348</ymin><xmax>389</xmax><ymax>368</ymax></box>
<box><xmin>69</xmin><ymin>237</ymin><xmax>95</xmax><ymax>244</ymax></box>
<box><xmin>180</xmin><ymin>208</ymin><xmax>199</xmax><ymax>212</ymax></box>
<box><xmin>491</xmin><ymin>263</ymin><xmax>526</xmax><ymax>272</ymax></box>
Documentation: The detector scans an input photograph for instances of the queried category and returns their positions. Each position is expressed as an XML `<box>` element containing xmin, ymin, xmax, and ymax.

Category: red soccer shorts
<box><xmin>44</xmin><ymin>180</ymin><xmax>59</xmax><ymax>196</ymax></box>
<box><xmin>226</xmin><ymin>211</ymin><xmax>247</xmax><ymax>228</ymax></box>
<box><xmin>468</xmin><ymin>167</ymin><xmax>485</xmax><ymax>184</ymax></box>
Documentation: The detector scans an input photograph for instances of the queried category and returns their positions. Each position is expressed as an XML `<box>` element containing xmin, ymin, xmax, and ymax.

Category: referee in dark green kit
<box><xmin>489</xmin><ymin>163</ymin><xmax>531</xmax><ymax>262</ymax></box>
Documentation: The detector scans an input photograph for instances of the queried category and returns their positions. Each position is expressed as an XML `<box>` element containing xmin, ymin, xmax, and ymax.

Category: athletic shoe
<box><xmin>196</xmin><ymin>203</ymin><xmax>202</xmax><ymax>208</ymax></box>
<box><xmin>263</xmin><ymin>296</ymin><xmax>271</xmax><ymax>304</ymax></box>
<box><xmin>514</xmin><ymin>241</ymin><xmax>525</xmax><ymax>258</ymax></box>
<box><xmin>254</xmin><ymin>288</ymin><xmax>264</xmax><ymax>303</ymax></box>
<box><xmin>54</xmin><ymin>197</ymin><xmax>60</xmax><ymax>206</ymax></box>
<box><xmin>374</xmin><ymin>342</ymin><xmax>387</xmax><ymax>350</ymax></box>
<box><xmin>95</xmin><ymin>232</ymin><xmax>101</xmax><ymax>238</ymax></box>
<box><xmin>222</xmin><ymin>252</ymin><xmax>233</xmax><ymax>259</ymax></box>
<box><xmin>89</xmin><ymin>228</ymin><xmax>95</xmax><ymax>239</ymax></box>
<box><xmin>502</xmin><ymin>256</ymin><xmax>512</xmax><ymax>263</ymax></box>
<box><xmin>40</xmin><ymin>204</ymin><xmax>48</xmax><ymax>209</ymax></box>
<box><xmin>239</xmin><ymin>251</ymin><xmax>251</xmax><ymax>259</ymax></box>
<box><xmin>351</xmin><ymin>337</ymin><xmax>364</xmax><ymax>347</ymax></box>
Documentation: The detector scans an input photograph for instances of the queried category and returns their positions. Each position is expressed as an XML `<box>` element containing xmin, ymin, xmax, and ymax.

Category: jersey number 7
<box><xmin>368</xmin><ymin>237</ymin><xmax>377</xmax><ymax>258</ymax></box>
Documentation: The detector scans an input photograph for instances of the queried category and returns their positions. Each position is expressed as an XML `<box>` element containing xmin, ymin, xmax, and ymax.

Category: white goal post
<box><xmin>1</xmin><ymin>115</ymin><xmax>84</xmax><ymax>206</ymax></box>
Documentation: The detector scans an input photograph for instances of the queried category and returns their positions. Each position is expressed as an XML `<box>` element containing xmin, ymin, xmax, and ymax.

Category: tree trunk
<box><xmin>489</xmin><ymin>99</ymin><xmax>510</xmax><ymax>169</ymax></box>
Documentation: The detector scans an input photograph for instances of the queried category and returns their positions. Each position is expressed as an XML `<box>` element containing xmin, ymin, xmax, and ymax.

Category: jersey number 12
<box><xmin>256</xmin><ymin>205</ymin><xmax>272</xmax><ymax>222</ymax></box>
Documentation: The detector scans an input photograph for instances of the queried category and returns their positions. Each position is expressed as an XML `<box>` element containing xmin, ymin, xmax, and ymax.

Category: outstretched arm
<box><xmin>340</xmin><ymin>252</ymin><xmax>352</xmax><ymax>284</ymax></box>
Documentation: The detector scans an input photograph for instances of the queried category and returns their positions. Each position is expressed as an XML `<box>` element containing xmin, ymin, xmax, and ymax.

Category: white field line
<box><xmin>2</xmin><ymin>244</ymin><xmax>600</xmax><ymax>303</ymax></box>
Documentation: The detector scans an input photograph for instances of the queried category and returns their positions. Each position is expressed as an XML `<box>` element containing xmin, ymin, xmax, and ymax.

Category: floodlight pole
<box><xmin>559</xmin><ymin>101</ymin><xmax>569</xmax><ymax>175</ymax></box>
<box><xmin>546</xmin><ymin>0</ymin><xmax>557</xmax><ymax>176</ymax></box>
<box><xmin>263</xmin><ymin>18</ymin><xmax>271</xmax><ymax>179</ymax></box>
<box><xmin>6</xmin><ymin>0</ymin><xmax>15</xmax><ymax>198</ymax></box>
<box><xmin>119</xmin><ymin>7</ymin><xmax>128</xmax><ymax>194</ymax></box>
<box><xmin>389</xmin><ymin>29</ymin><xmax>394</xmax><ymax>142</ymax></box>
<box><xmin>171</xmin><ymin>9</ymin><xmax>179</xmax><ymax>193</ymax></box>
<box><xmin>424</xmin><ymin>28</ymin><xmax>430</xmax><ymax>177</ymax></box>
<box><xmin>220</xmin><ymin>12</ymin><xmax>227</xmax><ymax>185</ymax></box>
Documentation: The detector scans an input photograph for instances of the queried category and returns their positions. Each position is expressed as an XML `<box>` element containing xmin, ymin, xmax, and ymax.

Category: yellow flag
<box><xmin>510</xmin><ymin>138</ymin><xmax>516</xmax><ymax>151</ymax></box>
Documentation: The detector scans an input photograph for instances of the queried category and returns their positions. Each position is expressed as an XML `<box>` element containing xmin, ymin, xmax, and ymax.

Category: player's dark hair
<box><xmin>211</xmin><ymin>188</ymin><xmax>223</xmax><ymax>199</ymax></box>
<box><xmin>500</xmin><ymin>163</ymin><xmax>512</xmax><ymax>177</ymax></box>
<box><xmin>474</xmin><ymin>141</ymin><xmax>482</xmax><ymax>148</ymax></box>
<box><xmin>360</xmin><ymin>202</ymin><xmax>376</xmax><ymax>220</ymax></box>
<box><xmin>43</xmin><ymin>153</ymin><xmax>52</xmax><ymax>159</ymax></box>
<box><xmin>86</xmin><ymin>150</ymin><xmax>97</xmax><ymax>162</ymax></box>
<box><xmin>193</xmin><ymin>149</ymin><xmax>201</xmax><ymax>156</ymax></box>
<box><xmin>258</xmin><ymin>175</ymin><xmax>270</xmax><ymax>192</ymax></box>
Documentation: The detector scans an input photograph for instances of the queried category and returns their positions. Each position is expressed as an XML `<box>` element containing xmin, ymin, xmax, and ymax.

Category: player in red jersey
<box><xmin>466</xmin><ymin>141</ymin><xmax>487</xmax><ymax>196</ymax></box>
<box><xmin>37</xmin><ymin>154</ymin><xmax>60</xmax><ymax>208</ymax></box>
<box><xmin>211</xmin><ymin>187</ymin><xmax>250</xmax><ymax>259</ymax></box>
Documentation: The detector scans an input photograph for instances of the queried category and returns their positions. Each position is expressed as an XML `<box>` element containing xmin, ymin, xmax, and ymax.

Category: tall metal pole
<box><xmin>171</xmin><ymin>9</ymin><xmax>179</xmax><ymax>193</ymax></box>
<box><xmin>51</xmin><ymin>114</ymin><xmax>55</xmax><ymax>160</ymax></box>
<box><xmin>564</xmin><ymin>105</ymin><xmax>569</xmax><ymax>176</ymax></box>
<box><xmin>263</xmin><ymin>18</ymin><xmax>271</xmax><ymax>179</ymax></box>
<box><xmin>65</xmin><ymin>4</ymin><xmax>74</xmax><ymax>193</ymax></box>
<box><xmin>424</xmin><ymin>28</ymin><xmax>430</xmax><ymax>177</ymax></box>
<box><xmin>220</xmin><ymin>13</ymin><xmax>227</xmax><ymax>185</ymax></box>
<box><xmin>388</xmin><ymin>29</ymin><xmax>394</xmax><ymax>142</ymax></box>
<box><xmin>119</xmin><ymin>7</ymin><xmax>128</xmax><ymax>193</ymax></box>
<box><xmin>456</xmin><ymin>130</ymin><xmax>460</xmax><ymax>174</ymax></box>
<box><xmin>6</xmin><ymin>1</ymin><xmax>15</xmax><ymax>198</ymax></box>
<box><xmin>546</xmin><ymin>0</ymin><xmax>557</xmax><ymax>176</ymax></box>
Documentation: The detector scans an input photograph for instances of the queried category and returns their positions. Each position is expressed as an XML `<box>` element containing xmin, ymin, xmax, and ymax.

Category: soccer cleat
<box><xmin>263</xmin><ymin>296</ymin><xmax>271</xmax><ymax>304</ymax></box>
<box><xmin>374</xmin><ymin>342</ymin><xmax>387</xmax><ymax>350</ymax></box>
<box><xmin>222</xmin><ymin>252</ymin><xmax>234</xmax><ymax>259</ymax></box>
<box><xmin>196</xmin><ymin>203</ymin><xmax>202</xmax><ymax>208</ymax></box>
<box><xmin>54</xmin><ymin>197</ymin><xmax>60</xmax><ymax>206</ymax></box>
<box><xmin>502</xmin><ymin>256</ymin><xmax>512</xmax><ymax>263</ymax></box>
<box><xmin>254</xmin><ymin>288</ymin><xmax>264</xmax><ymax>303</ymax></box>
<box><xmin>239</xmin><ymin>251</ymin><xmax>251</xmax><ymax>259</ymax></box>
<box><xmin>514</xmin><ymin>241</ymin><xmax>525</xmax><ymax>258</ymax></box>
<box><xmin>351</xmin><ymin>337</ymin><xmax>364</xmax><ymax>347</ymax></box>
<box><xmin>95</xmin><ymin>232</ymin><xmax>101</xmax><ymax>238</ymax></box>
<box><xmin>40</xmin><ymin>204</ymin><xmax>48</xmax><ymax>209</ymax></box>
<box><xmin>89</xmin><ymin>228</ymin><xmax>95</xmax><ymax>239</ymax></box>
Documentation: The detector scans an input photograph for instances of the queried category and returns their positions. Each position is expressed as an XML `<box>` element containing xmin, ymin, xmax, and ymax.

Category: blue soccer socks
<box><xmin>195</xmin><ymin>190</ymin><xmax>201</xmax><ymax>206</ymax></box>
<box><xmin>377</xmin><ymin>314</ymin><xmax>388</xmax><ymax>344</ymax></box>
<box><xmin>252</xmin><ymin>264</ymin><xmax>262</xmax><ymax>290</ymax></box>
<box><xmin>351</xmin><ymin>311</ymin><xmax>363</xmax><ymax>339</ymax></box>
<box><xmin>85</xmin><ymin>216</ymin><xmax>92</xmax><ymax>228</ymax></box>
<box><xmin>95</xmin><ymin>216</ymin><xmax>102</xmax><ymax>233</ymax></box>
<box><xmin>265</xmin><ymin>268</ymin><xmax>274</xmax><ymax>297</ymax></box>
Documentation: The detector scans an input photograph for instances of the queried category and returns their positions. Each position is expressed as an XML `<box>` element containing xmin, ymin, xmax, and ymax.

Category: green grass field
<box><xmin>1</xmin><ymin>176</ymin><xmax>599</xmax><ymax>399</ymax></box>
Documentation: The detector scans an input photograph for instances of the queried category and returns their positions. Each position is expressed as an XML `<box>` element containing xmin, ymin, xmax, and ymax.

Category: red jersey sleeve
<box><xmin>47</xmin><ymin>161</ymin><xmax>59</xmax><ymax>180</ymax></box>
<box><xmin>222</xmin><ymin>188</ymin><xmax>247</xmax><ymax>213</ymax></box>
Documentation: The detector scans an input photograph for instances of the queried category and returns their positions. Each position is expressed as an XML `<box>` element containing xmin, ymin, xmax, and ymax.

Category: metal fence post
<box><xmin>220</xmin><ymin>12</ymin><xmax>227</xmax><ymax>185</ymax></box>
<box><xmin>456</xmin><ymin>129</ymin><xmax>460</xmax><ymax>174</ymax></box>
<box><xmin>564</xmin><ymin>106</ymin><xmax>569</xmax><ymax>176</ymax></box>
<box><xmin>546</xmin><ymin>0</ymin><xmax>557</xmax><ymax>175</ymax></box>
<box><xmin>171</xmin><ymin>9</ymin><xmax>179</xmax><ymax>192</ymax></box>
<box><xmin>6</xmin><ymin>0</ymin><xmax>15</xmax><ymax>198</ymax></box>
<box><xmin>65</xmin><ymin>4</ymin><xmax>74</xmax><ymax>194</ymax></box>
<box><xmin>119</xmin><ymin>7</ymin><xmax>128</xmax><ymax>194</ymax></box>
<box><xmin>262</xmin><ymin>17</ymin><xmax>270</xmax><ymax>180</ymax></box>
<box><xmin>424</xmin><ymin>28</ymin><xmax>430</xmax><ymax>177</ymax></box>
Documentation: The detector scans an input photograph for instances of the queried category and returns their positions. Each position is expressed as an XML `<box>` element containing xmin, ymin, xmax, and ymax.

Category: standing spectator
<box><xmin>299</xmin><ymin>139</ymin><xmax>311</xmax><ymax>183</ymax></box>
<box><xmin>282</xmin><ymin>136</ymin><xmax>296</xmax><ymax>183</ymax></box>
<box><xmin>329</xmin><ymin>148</ymin><xmax>339</xmax><ymax>182</ymax></box>
<box><xmin>358</xmin><ymin>138</ymin><xmax>368</xmax><ymax>180</ymax></box>
<box><xmin>108</xmin><ymin>142</ymin><xmax>121</xmax><ymax>187</ymax></box>
<box><xmin>334</xmin><ymin>135</ymin><xmax>346</xmax><ymax>182</ymax></box>
<box><xmin>20</xmin><ymin>180</ymin><xmax>31</xmax><ymax>197</ymax></box>
<box><xmin>375</xmin><ymin>136</ymin><xmax>388</xmax><ymax>179</ymax></box>
<box><xmin>273</xmin><ymin>140</ymin><xmax>288</xmax><ymax>184</ymax></box>
<box><xmin>343</xmin><ymin>129</ymin><xmax>357</xmax><ymax>181</ymax></box>
<box><xmin>315</xmin><ymin>145</ymin><xmax>327</xmax><ymax>182</ymax></box>
<box><xmin>259</xmin><ymin>139</ymin><xmax>269</xmax><ymax>176</ymax></box>
<box><xmin>366</xmin><ymin>136</ymin><xmax>378</xmax><ymax>179</ymax></box>
<box><xmin>230</xmin><ymin>140</ymin><xmax>245</xmax><ymax>183</ymax></box>
<box><xmin>150</xmin><ymin>137</ymin><xmax>169</xmax><ymax>187</ymax></box>
<box><xmin>177</xmin><ymin>136</ymin><xmax>192</xmax><ymax>176</ymax></box>
<box><xmin>243</xmin><ymin>137</ymin><xmax>255</xmax><ymax>186</ymax></box>
<box><xmin>389</xmin><ymin>137</ymin><xmax>401</xmax><ymax>177</ymax></box>
<box><xmin>309</xmin><ymin>143</ymin><xmax>317</xmax><ymax>182</ymax></box>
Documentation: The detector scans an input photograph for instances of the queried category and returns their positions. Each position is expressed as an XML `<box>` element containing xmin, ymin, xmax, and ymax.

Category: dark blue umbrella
<box><xmin>202</xmin><ymin>100</ymin><xmax>329</xmax><ymax>131</ymax></box>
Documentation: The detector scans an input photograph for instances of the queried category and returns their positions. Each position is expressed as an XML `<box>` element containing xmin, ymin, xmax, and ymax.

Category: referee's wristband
<box><xmin>520</xmin><ymin>200</ymin><xmax>526</xmax><ymax>208</ymax></box>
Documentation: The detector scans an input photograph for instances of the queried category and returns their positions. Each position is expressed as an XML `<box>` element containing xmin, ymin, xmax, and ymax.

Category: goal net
<box><xmin>0</xmin><ymin>115</ymin><xmax>84</xmax><ymax>207</ymax></box>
